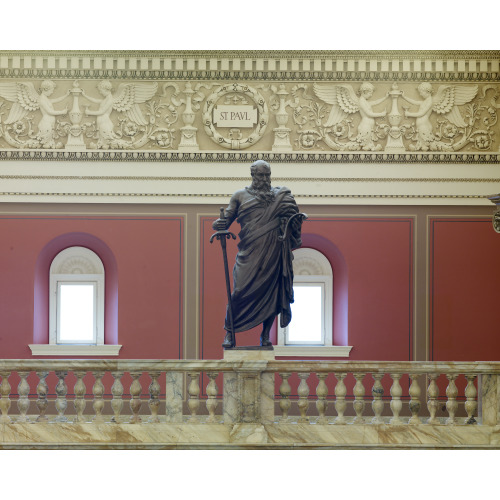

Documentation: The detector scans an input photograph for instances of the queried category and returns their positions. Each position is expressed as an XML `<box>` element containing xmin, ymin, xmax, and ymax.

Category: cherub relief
<box><xmin>313</xmin><ymin>82</ymin><xmax>388</xmax><ymax>151</ymax></box>
<box><xmin>0</xmin><ymin>80</ymin><xmax>69</xmax><ymax>148</ymax></box>
<box><xmin>401</xmin><ymin>82</ymin><xmax>478</xmax><ymax>151</ymax></box>
<box><xmin>82</xmin><ymin>80</ymin><xmax>158</xmax><ymax>149</ymax></box>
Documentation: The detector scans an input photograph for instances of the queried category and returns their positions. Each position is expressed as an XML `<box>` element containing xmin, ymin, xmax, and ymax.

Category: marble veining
<box><xmin>165</xmin><ymin>372</ymin><xmax>183</xmax><ymax>423</ymax></box>
<box><xmin>2</xmin><ymin>421</ymin><xmax>499</xmax><ymax>448</ymax></box>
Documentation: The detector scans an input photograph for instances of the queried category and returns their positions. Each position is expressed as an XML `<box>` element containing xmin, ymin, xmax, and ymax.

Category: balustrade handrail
<box><xmin>266</xmin><ymin>360</ymin><xmax>500</xmax><ymax>374</ymax></box>
<box><xmin>1</xmin><ymin>359</ymin><xmax>500</xmax><ymax>374</ymax></box>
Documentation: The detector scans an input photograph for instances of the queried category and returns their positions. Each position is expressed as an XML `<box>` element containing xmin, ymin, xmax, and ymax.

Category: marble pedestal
<box><xmin>223</xmin><ymin>348</ymin><xmax>275</xmax><ymax>425</ymax></box>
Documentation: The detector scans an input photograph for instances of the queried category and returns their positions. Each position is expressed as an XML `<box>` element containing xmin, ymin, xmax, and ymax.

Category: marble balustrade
<box><xmin>1</xmin><ymin>359</ymin><xmax>500</xmax><ymax>448</ymax></box>
<box><xmin>0</xmin><ymin>359</ymin><xmax>498</xmax><ymax>425</ymax></box>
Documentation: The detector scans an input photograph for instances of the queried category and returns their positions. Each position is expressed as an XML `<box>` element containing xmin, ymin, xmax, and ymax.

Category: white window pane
<box><xmin>287</xmin><ymin>285</ymin><xmax>323</xmax><ymax>343</ymax></box>
<box><xmin>59</xmin><ymin>284</ymin><xmax>95</xmax><ymax>341</ymax></box>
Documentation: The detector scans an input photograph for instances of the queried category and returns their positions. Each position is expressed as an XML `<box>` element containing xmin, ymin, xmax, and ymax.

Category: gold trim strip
<box><xmin>1</xmin><ymin>175</ymin><xmax>499</xmax><ymax>183</ymax></box>
<box><xmin>0</xmin><ymin>192</ymin><xmax>488</xmax><ymax>199</ymax></box>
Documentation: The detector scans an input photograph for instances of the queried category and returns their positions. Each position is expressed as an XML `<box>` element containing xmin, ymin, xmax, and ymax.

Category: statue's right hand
<box><xmin>212</xmin><ymin>218</ymin><xmax>227</xmax><ymax>231</ymax></box>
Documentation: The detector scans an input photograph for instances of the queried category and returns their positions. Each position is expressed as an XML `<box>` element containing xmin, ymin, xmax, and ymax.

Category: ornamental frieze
<box><xmin>1</xmin><ymin>78</ymin><xmax>500</xmax><ymax>157</ymax></box>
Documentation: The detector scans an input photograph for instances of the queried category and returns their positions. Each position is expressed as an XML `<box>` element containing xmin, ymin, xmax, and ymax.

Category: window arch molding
<box><xmin>49</xmin><ymin>246</ymin><xmax>105</xmax><ymax>345</ymax></box>
<box><xmin>30</xmin><ymin>232</ymin><xmax>121</xmax><ymax>356</ymax></box>
<box><xmin>274</xmin><ymin>237</ymin><xmax>352</xmax><ymax>358</ymax></box>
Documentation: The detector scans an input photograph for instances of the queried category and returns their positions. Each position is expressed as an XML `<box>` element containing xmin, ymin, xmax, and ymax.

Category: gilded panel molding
<box><xmin>0</xmin><ymin>191</ymin><xmax>488</xmax><ymax>200</ymax></box>
<box><xmin>0</xmin><ymin>50</ymin><xmax>499</xmax><ymax>163</ymax></box>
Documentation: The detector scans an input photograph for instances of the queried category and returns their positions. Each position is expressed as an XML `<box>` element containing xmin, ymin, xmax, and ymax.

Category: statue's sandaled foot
<box><xmin>222</xmin><ymin>331</ymin><xmax>235</xmax><ymax>348</ymax></box>
<box><xmin>260</xmin><ymin>333</ymin><xmax>272</xmax><ymax>347</ymax></box>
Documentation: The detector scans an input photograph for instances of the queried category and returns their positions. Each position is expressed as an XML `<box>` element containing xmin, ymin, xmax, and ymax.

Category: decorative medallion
<box><xmin>494</xmin><ymin>210</ymin><xmax>500</xmax><ymax>233</ymax></box>
<box><xmin>202</xmin><ymin>83</ymin><xmax>268</xmax><ymax>149</ymax></box>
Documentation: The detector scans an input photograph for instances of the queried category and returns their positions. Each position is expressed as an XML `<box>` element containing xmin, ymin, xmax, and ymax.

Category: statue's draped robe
<box><xmin>224</xmin><ymin>186</ymin><xmax>302</xmax><ymax>333</ymax></box>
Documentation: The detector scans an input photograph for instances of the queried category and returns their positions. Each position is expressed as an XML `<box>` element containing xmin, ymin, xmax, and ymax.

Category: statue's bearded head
<box><xmin>250</xmin><ymin>160</ymin><xmax>272</xmax><ymax>192</ymax></box>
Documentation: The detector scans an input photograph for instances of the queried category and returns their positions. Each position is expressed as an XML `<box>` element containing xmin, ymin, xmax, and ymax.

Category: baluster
<box><xmin>297</xmin><ymin>373</ymin><xmax>310</xmax><ymax>422</ymax></box>
<box><xmin>0</xmin><ymin>372</ymin><xmax>12</xmax><ymax>423</ymax></box>
<box><xmin>427</xmin><ymin>373</ymin><xmax>439</xmax><ymax>425</ymax></box>
<box><xmin>371</xmin><ymin>374</ymin><xmax>384</xmax><ymax>424</ymax></box>
<box><xmin>129</xmin><ymin>372</ymin><xmax>143</xmax><ymax>423</ymax></box>
<box><xmin>353</xmin><ymin>373</ymin><xmax>366</xmax><ymax>423</ymax></box>
<box><xmin>278</xmin><ymin>372</ymin><xmax>292</xmax><ymax>422</ymax></box>
<box><xmin>389</xmin><ymin>373</ymin><xmax>403</xmax><ymax>425</ymax></box>
<box><xmin>334</xmin><ymin>372</ymin><xmax>347</xmax><ymax>424</ymax></box>
<box><xmin>111</xmin><ymin>372</ymin><xmax>124</xmax><ymax>423</ymax></box>
<box><xmin>408</xmin><ymin>374</ymin><xmax>421</xmax><ymax>424</ymax></box>
<box><xmin>16</xmin><ymin>371</ymin><xmax>31</xmax><ymax>423</ymax></box>
<box><xmin>315</xmin><ymin>373</ymin><xmax>329</xmax><ymax>424</ymax></box>
<box><xmin>465</xmin><ymin>374</ymin><xmax>477</xmax><ymax>425</ymax></box>
<box><xmin>73</xmin><ymin>371</ymin><xmax>87</xmax><ymax>423</ymax></box>
<box><xmin>187</xmin><ymin>372</ymin><xmax>200</xmax><ymax>422</ymax></box>
<box><xmin>445</xmin><ymin>374</ymin><xmax>458</xmax><ymax>425</ymax></box>
<box><xmin>54</xmin><ymin>371</ymin><xmax>68</xmax><ymax>422</ymax></box>
<box><xmin>35</xmin><ymin>371</ymin><xmax>49</xmax><ymax>422</ymax></box>
<box><xmin>206</xmin><ymin>372</ymin><xmax>219</xmax><ymax>423</ymax></box>
<box><xmin>148</xmin><ymin>371</ymin><xmax>161</xmax><ymax>423</ymax></box>
<box><xmin>92</xmin><ymin>372</ymin><xmax>105</xmax><ymax>423</ymax></box>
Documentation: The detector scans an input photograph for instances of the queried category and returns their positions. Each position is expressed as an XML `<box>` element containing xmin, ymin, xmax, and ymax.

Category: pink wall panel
<box><xmin>430</xmin><ymin>218</ymin><xmax>500</xmax><ymax>361</ymax></box>
<box><xmin>0</xmin><ymin>216</ymin><xmax>183</xmax><ymax>359</ymax></box>
<box><xmin>200</xmin><ymin>216</ymin><xmax>414</xmax><ymax>361</ymax></box>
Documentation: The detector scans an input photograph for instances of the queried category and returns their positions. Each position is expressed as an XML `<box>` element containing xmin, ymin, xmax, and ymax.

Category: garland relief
<box><xmin>0</xmin><ymin>79</ymin><xmax>499</xmax><ymax>155</ymax></box>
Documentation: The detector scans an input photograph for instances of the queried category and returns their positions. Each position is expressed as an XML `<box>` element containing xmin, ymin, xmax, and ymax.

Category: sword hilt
<box><xmin>210</xmin><ymin>207</ymin><xmax>236</xmax><ymax>243</ymax></box>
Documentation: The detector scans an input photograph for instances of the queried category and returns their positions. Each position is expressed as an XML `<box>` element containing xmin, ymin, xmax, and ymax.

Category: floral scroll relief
<box><xmin>295</xmin><ymin>82</ymin><xmax>493</xmax><ymax>152</ymax></box>
<box><xmin>313</xmin><ymin>82</ymin><xmax>389</xmax><ymax>151</ymax></box>
<box><xmin>399</xmin><ymin>83</ymin><xmax>478</xmax><ymax>151</ymax></box>
<box><xmin>0</xmin><ymin>79</ymin><xmax>499</xmax><ymax>154</ymax></box>
<box><xmin>0</xmin><ymin>80</ymin><xmax>69</xmax><ymax>148</ymax></box>
<box><xmin>259</xmin><ymin>84</ymin><xmax>301</xmax><ymax>152</ymax></box>
<box><xmin>82</xmin><ymin>80</ymin><xmax>159</xmax><ymax>149</ymax></box>
<box><xmin>161</xmin><ymin>82</ymin><xmax>213</xmax><ymax>151</ymax></box>
<box><xmin>0</xmin><ymin>79</ymin><xmax>183</xmax><ymax>150</ymax></box>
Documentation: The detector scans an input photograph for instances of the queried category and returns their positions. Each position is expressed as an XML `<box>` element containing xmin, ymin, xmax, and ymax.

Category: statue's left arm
<box><xmin>212</xmin><ymin>190</ymin><xmax>242</xmax><ymax>231</ymax></box>
<box><xmin>281</xmin><ymin>190</ymin><xmax>303</xmax><ymax>249</ymax></box>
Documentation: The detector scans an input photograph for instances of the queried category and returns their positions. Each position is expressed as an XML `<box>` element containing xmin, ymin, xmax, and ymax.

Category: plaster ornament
<box><xmin>202</xmin><ymin>83</ymin><xmax>268</xmax><ymax>149</ymax></box>
<box><xmin>0</xmin><ymin>80</ymin><xmax>69</xmax><ymax>148</ymax></box>
<box><xmin>480</xmin><ymin>85</ymin><xmax>500</xmax><ymax>152</ymax></box>
<box><xmin>313</xmin><ymin>82</ymin><xmax>388</xmax><ymax>151</ymax></box>
<box><xmin>162</xmin><ymin>82</ymin><xmax>213</xmax><ymax>150</ymax></box>
<box><xmin>400</xmin><ymin>83</ymin><xmax>478</xmax><ymax>151</ymax></box>
<box><xmin>262</xmin><ymin>84</ymin><xmax>300</xmax><ymax>151</ymax></box>
<box><xmin>493</xmin><ymin>210</ymin><xmax>500</xmax><ymax>233</ymax></box>
<box><xmin>83</xmin><ymin>80</ymin><xmax>158</xmax><ymax>149</ymax></box>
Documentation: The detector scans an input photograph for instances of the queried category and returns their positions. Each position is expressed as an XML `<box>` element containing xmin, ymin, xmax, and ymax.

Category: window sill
<box><xmin>274</xmin><ymin>345</ymin><xmax>352</xmax><ymax>358</ymax></box>
<box><xmin>29</xmin><ymin>344</ymin><xmax>122</xmax><ymax>356</ymax></box>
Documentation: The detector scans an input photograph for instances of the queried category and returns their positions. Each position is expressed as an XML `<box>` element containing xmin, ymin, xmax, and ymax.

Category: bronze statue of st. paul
<box><xmin>212</xmin><ymin>160</ymin><xmax>306</xmax><ymax>348</ymax></box>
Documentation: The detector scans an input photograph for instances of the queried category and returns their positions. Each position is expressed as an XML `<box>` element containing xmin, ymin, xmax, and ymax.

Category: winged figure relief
<box><xmin>0</xmin><ymin>80</ymin><xmax>69</xmax><ymax>148</ymax></box>
<box><xmin>401</xmin><ymin>83</ymin><xmax>478</xmax><ymax>151</ymax></box>
<box><xmin>313</xmin><ymin>82</ymin><xmax>388</xmax><ymax>151</ymax></box>
<box><xmin>83</xmin><ymin>80</ymin><xmax>158</xmax><ymax>149</ymax></box>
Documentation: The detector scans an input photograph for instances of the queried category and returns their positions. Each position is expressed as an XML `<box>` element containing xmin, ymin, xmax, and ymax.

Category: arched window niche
<box><xmin>275</xmin><ymin>237</ymin><xmax>352</xmax><ymax>358</ymax></box>
<box><xmin>30</xmin><ymin>233</ymin><xmax>121</xmax><ymax>356</ymax></box>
